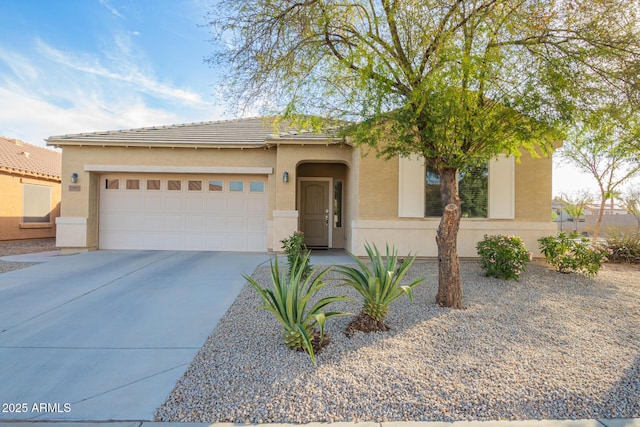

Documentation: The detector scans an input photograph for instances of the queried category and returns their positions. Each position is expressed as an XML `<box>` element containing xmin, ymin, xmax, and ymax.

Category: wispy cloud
<box><xmin>99</xmin><ymin>0</ymin><xmax>124</xmax><ymax>19</ymax></box>
<box><xmin>34</xmin><ymin>38</ymin><xmax>209</xmax><ymax>106</ymax></box>
<box><xmin>0</xmin><ymin>33</ymin><xmax>223</xmax><ymax>146</ymax></box>
<box><xmin>0</xmin><ymin>47</ymin><xmax>39</xmax><ymax>84</ymax></box>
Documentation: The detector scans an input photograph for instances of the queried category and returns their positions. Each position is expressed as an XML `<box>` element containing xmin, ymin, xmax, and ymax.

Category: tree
<box><xmin>619</xmin><ymin>188</ymin><xmax>640</xmax><ymax>233</ymax></box>
<box><xmin>208</xmin><ymin>0</ymin><xmax>640</xmax><ymax>308</ymax></box>
<box><xmin>560</xmin><ymin>104</ymin><xmax>640</xmax><ymax>242</ymax></box>
<box><xmin>560</xmin><ymin>191</ymin><xmax>592</xmax><ymax>234</ymax></box>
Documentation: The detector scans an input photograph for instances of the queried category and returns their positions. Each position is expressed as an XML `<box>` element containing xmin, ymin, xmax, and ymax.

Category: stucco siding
<box><xmin>515</xmin><ymin>150</ymin><xmax>553</xmax><ymax>222</ymax></box>
<box><xmin>0</xmin><ymin>172</ymin><xmax>60</xmax><ymax>241</ymax></box>
<box><xmin>357</xmin><ymin>152</ymin><xmax>399</xmax><ymax>220</ymax></box>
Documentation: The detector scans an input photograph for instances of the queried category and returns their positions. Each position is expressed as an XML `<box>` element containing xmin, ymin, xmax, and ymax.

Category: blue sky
<box><xmin>0</xmin><ymin>0</ymin><xmax>227</xmax><ymax>146</ymax></box>
<box><xmin>0</xmin><ymin>0</ymin><xmax>633</xmax><ymax>197</ymax></box>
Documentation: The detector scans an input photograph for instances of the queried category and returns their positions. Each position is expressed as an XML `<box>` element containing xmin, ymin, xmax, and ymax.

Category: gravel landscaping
<box><xmin>0</xmin><ymin>238</ymin><xmax>57</xmax><ymax>274</ymax></box>
<box><xmin>155</xmin><ymin>260</ymin><xmax>640</xmax><ymax>423</ymax></box>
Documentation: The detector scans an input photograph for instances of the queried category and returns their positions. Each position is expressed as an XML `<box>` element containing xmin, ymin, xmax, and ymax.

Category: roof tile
<box><xmin>0</xmin><ymin>136</ymin><xmax>62</xmax><ymax>179</ymax></box>
<box><xmin>46</xmin><ymin>116</ymin><xmax>342</xmax><ymax>146</ymax></box>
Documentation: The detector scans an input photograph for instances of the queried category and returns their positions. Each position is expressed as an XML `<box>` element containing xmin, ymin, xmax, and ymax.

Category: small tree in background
<box><xmin>560</xmin><ymin>105</ymin><xmax>640</xmax><ymax>242</ymax></box>
<box><xmin>560</xmin><ymin>191</ymin><xmax>592</xmax><ymax>234</ymax></box>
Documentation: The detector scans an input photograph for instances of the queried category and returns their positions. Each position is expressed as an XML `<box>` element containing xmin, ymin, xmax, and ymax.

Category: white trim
<box><xmin>297</xmin><ymin>177</ymin><xmax>333</xmax><ymax>248</ymax></box>
<box><xmin>398</xmin><ymin>154</ymin><xmax>425</xmax><ymax>217</ymax></box>
<box><xmin>84</xmin><ymin>165</ymin><xmax>273</xmax><ymax>174</ymax></box>
<box><xmin>55</xmin><ymin>217</ymin><xmax>87</xmax><ymax>225</ymax></box>
<box><xmin>488</xmin><ymin>155</ymin><xmax>515</xmax><ymax>219</ymax></box>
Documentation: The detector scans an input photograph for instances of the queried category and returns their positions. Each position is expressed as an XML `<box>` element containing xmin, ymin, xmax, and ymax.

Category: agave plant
<box><xmin>244</xmin><ymin>253</ymin><xmax>349</xmax><ymax>365</ymax></box>
<box><xmin>336</xmin><ymin>242</ymin><xmax>424</xmax><ymax>332</ymax></box>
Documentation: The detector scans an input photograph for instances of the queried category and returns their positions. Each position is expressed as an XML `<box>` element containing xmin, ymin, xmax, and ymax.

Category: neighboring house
<box><xmin>46</xmin><ymin>117</ymin><xmax>556</xmax><ymax>257</ymax></box>
<box><xmin>0</xmin><ymin>136</ymin><xmax>61</xmax><ymax>241</ymax></box>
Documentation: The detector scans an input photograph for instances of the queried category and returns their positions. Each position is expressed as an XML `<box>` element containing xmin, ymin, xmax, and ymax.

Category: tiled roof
<box><xmin>46</xmin><ymin>116</ymin><xmax>344</xmax><ymax>147</ymax></box>
<box><xmin>0</xmin><ymin>136</ymin><xmax>61</xmax><ymax>180</ymax></box>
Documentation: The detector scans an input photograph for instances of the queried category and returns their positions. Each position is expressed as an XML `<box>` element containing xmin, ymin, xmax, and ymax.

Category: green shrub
<box><xmin>244</xmin><ymin>253</ymin><xmax>349</xmax><ymax>365</ymax></box>
<box><xmin>476</xmin><ymin>234</ymin><xmax>531</xmax><ymax>281</ymax></box>
<box><xmin>281</xmin><ymin>231</ymin><xmax>311</xmax><ymax>279</ymax></box>
<box><xmin>606</xmin><ymin>229</ymin><xmax>640</xmax><ymax>264</ymax></box>
<box><xmin>336</xmin><ymin>242</ymin><xmax>424</xmax><ymax>331</ymax></box>
<box><xmin>538</xmin><ymin>232</ymin><xmax>609</xmax><ymax>277</ymax></box>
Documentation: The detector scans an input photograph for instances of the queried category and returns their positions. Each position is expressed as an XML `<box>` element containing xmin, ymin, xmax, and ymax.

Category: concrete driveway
<box><xmin>0</xmin><ymin>250</ymin><xmax>270</xmax><ymax>421</ymax></box>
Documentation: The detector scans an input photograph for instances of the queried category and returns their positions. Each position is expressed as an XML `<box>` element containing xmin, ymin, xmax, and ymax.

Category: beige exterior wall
<box><xmin>357</xmin><ymin>151</ymin><xmax>399</xmax><ymax>220</ymax></box>
<box><xmin>348</xmin><ymin>150</ymin><xmax>556</xmax><ymax>257</ymax></box>
<box><xmin>515</xmin><ymin>150</ymin><xmax>553</xmax><ymax>222</ymax></box>
<box><xmin>55</xmin><ymin>137</ymin><xmax>555</xmax><ymax>256</ymax></box>
<box><xmin>0</xmin><ymin>172</ymin><xmax>60</xmax><ymax>241</ymax></box>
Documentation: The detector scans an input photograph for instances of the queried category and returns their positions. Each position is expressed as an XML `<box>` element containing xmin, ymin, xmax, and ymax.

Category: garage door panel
<box><xmin>185</xmin><ymin>197</ymin><xmax>205</xmax><ymax>212</ymax></box>
<box><xmin>206</xmin><ymin>217</ymin><xmax>225</xmax><ymax>231</ymax></box>
<box><xmin>164</xmin><ymin>195</ymin><xmax>185</xmax><ymax>212</ymax></box>
<box><xmin>122</xmin><ymin>193</ymin><xmax>145</xmax><ymax>210</ymax></box>
<box><xmin>100</xmin><ymin>175</ymin><xmax>267</xmax><ymax>252</ymax></box>
<box><xmin>226</xmin><ymin>235</ymin><xmax>247</xmax><ymax>252</ymax></box>
<box><xmin>143</xmin><ymin>215</ymin><xmax>164</xmax><ymax>230</ymax></box>
<box><xmin>144</xmin><ymin>194</ymin><xmax>164</xmax><ymax>210</ymax></box>
<box><xmin>247</xmin><ymin>197</ymin><xmax>267</xmax><ymax>214</ymax></box>
<box><xmin>205</xmin><ymin>234</ymin><xmax>225</xmax><ymax>250</ymax></box>
<box><xmin>227</xmin><ymin>216</ymin><xmax>246</xmax><ymax>232</ymax></box>
<box><xmin>247</xmin><ymin>235</ymin><xmax>267</xmax><ymax>252</ymax></box>
<box><xmin>184</xmin><ymin>233</ymin><xmax>206</xmax><ymax>250</ymax></box>
<box><xmin>185</xmin><ymin>216</ymin><xmax>205</xmax><ymax>230</ymax></box>
<box><xmin>247</xmin><ymin>217</ymin><xmax>266</xmax><ymax>232</ymax></box>
<box><xmin>227</xmin><ymin>198</ymin><xmax>246</xmax><ymax>214</ymax></box>
<box><xmin>122</xmin><ymin>214</ymin><xmax>143</xmax><ymax>229</ymax></box>
<box><xmin>164</xmin><ymin>215</ymin><xmax>185</xmax><ymax>230</ymax></box>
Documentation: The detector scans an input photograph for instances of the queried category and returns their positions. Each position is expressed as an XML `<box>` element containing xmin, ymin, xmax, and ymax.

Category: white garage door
<box><xmin>99</xmin><ymin>174</ymin><xmax>267</xmax><ymax>251</ymax></box>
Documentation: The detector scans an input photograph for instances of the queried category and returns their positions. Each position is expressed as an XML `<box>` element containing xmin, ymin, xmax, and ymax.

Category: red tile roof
<box><xmin>0</xmin><ymin>136</ymin><xmax>61</xmax><ymax>180</ymax></box>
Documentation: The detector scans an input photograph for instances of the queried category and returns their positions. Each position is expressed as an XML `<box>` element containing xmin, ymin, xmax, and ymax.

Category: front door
<box><xmin>299</xmin><ymin>179</ymin><xmax>331</xmax><ymax>248</ymax></box>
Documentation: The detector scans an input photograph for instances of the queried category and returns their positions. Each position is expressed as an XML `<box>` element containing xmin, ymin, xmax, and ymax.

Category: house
<box><xmin>46</xmin><ymin>117</ymin><xmax>556</xmax><ymax>257</ymax></box>
<box><xmin>0</xmin><ymin>136</ymin><xmax>61</xmax><ymax>241</ymax></box>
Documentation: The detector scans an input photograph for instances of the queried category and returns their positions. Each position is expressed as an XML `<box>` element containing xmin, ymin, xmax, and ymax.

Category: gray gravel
<box><xmin>0</xmin><ymin>238</ymin><xmax>56</xmax><ymax>274</ymax></box>
<box><xmin>154</xmin><ymin>261</ymin><xmax>640</xmax><ymax>423</ymax></box>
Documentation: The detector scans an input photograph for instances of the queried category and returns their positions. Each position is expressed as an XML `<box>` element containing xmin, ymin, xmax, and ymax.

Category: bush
<box><xmin>538</xmin><ymin>232</ymin><xmax>609</xmax><ymax>277</ymax></box>
<box><xmin>476</xmin><ymin>234</ymin><xmax>531</xmax><ymax>281</ymax></box>
<box><xmin>281</xmin><ymin>231</ymin><xmax>311</xmax><ymax>279</ymax></box>
<box><xmin>335</xmin><ymin>242</ymin><xmax>425</xmax><ymax>332</ymax></box>
<box><xmin>244</xmin><ymin>253</ymin><xmax>349</xmax><ymax>365</ymax></box>
<box><xmin>606</xmin><ymin>229</ymin><xmax>640</xmax><ymax>264</ymax></box>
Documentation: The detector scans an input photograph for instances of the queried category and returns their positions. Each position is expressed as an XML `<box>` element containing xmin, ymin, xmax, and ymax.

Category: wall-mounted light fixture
<box><xmin>71</xmin><ymin>173</ymin><xmax>79</xmax><ymax>184</ymax></box>
<box><xmin>282</xmin><ymin>171</ymin><xmax>289</xmax><ymax>183</ymax></box>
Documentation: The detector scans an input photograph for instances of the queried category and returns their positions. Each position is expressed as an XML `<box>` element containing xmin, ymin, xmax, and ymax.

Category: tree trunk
<box><xmin>592</xmin><ymin>196</ymin><xmax>607</xmax><ymax>243</ymax></box>
<box><xmin>435</xmin><ymin>168</ymin><xmax>463</xmax><ymax>309</ymax></box>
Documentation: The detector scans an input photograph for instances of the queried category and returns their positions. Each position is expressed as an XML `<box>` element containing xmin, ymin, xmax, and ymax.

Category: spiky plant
<box><xmin>336</xmin><ymin>242</ymin><xmax>425</xmax><ymax>331</ymax></box>
<box><xmin>244</xmin><ymin>253</ymin><xmax>349</xmax><ymax>365</ymax></box>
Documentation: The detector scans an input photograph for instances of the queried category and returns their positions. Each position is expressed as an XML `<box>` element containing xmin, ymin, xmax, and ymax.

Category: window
<box><xmin>147</xmin><ymin>179</ymin><xmax>161</xmax><ymax>190</ymax></box>
<box><xmin>106</xmin><ymin>178</ymin><xmax>119</xmax><ymax>190</ymax></box>
<box><xmin>249</xmin><ymin>181</ymin><xmax>264</xmax><ymax>192</ymax></box>
<box><xmin>229</xmin><ymin>181</ymin><xmax>243</xmax><ymax>192</ymax></box>
<box><xmin>168</xmin><ymin>180</ymin><xmax>181</xmax><ymax>191</ymax></box>
<box><xmin>334</xmin><ymin>180</ymin><xmax>343</xmax><ymax>228</ymax></box>
<box><xmin>425</xmin><ymin>164</ymin><xmax>488</xmax><ymax>218</ymax></box>
<box><xmin>188</xmin><ymin>180</ymin><xmax>202</xmax><ymax>191</ymax></box>
<box><xmin>209</xmin><ymin>180</ymin><xmax>223</xmax><ymax>191</ymax></box>
<box><xmin>126</xmin><ymin>179</ymin><xmax>140</xmax><ymax>190</ymax></box>
<box><xmin>22</xmin><ymin>184</ymin><xmax>51</xmax><ymax>223</ymax></box>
